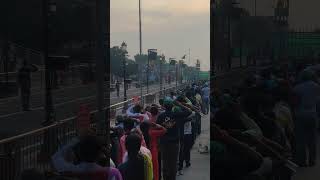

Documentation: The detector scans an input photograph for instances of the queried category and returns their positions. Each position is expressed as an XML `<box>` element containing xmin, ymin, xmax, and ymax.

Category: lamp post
<box><xmin>147</xmin><ymin>49</ymin><xmax>157</xmax><ymax>94</ymax></box>
<box><xmin>121</xmin><ymin>42</ymin><xmax>127</xmax><ymax>101</ymax></box>
<box><xmin>176</xmin><ymin>64</ymin><xmax>178</xmax><ymax>88</ymax></box>
<box><xmin>169</xmin><ymin>58</ymin><xmax>177</xmax><ymax>90</ymax></box>
<box><xmin>147</xmin><ymin>52</ymin><xmax>149</xmax><ymax>94</ymax></box>
<box><xmin>160</xmin><ymin>54</ymin><xmax>164</xmax><ymax>96</ymax></box>
<box><xmin>139</xmin><ymin>0</ymin><xmax>142</xmax><ymax>55</ymax></box>
<box><xmin>254</xmin><ymin>0</ymin><xmax>257</xmax><ymax>16</ymax></box>
<box><xmin>42</xmin><ymin>0</ymin><xmax>56</xmax><ymax>125</ymax></box>
<box><xmin>39</xmin><ymin>0</ymin><xmax>57</xmax><ymax>160</ymax></box>
<box><xmin>196</xmin><ymin>59</ymin><xmax>201</xmax><ymax>81</ymax></box>
<box><xmin>138</xmin><ymin>0</ymin><xmax>143</xmax><ymax>101</ymax></box>
<box><xmin>96</xmin><ymin>0</ymin><xmax>108</xmax><ymax>137</ymax></box>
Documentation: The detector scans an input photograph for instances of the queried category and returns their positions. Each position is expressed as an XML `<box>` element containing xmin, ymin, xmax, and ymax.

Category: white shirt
<box><xmin>126</xmin><ymin>105</ymin><xmax>150</xmax><ymax>122</ymax></box>
<box><xmin>184</xmin><ymin>121</ymin><xmax>192</xmax><ymax>135</ymax></box>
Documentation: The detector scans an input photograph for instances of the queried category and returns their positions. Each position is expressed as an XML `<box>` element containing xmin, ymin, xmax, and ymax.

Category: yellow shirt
<box><xmin>143</xmin><ymin>153</ymin><xmax>153</xmax><ymax>180</ymax></box>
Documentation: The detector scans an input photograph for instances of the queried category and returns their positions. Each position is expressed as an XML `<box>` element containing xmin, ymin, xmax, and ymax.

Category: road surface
<box><xmin>176</xmin><ymin>114</ymin><xmax>210</xmax><ymax>180</ymax></box>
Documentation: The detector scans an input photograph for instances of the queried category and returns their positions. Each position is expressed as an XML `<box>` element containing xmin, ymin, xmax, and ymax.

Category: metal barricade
<box><xmin>0</xmin><ymin>83</ymin><xmax>188</xmax><ymax>179</ymax></box>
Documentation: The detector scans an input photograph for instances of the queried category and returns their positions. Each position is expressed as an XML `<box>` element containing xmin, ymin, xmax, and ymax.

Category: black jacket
<box><xmin>157</xmin><ymin>108</ymin><xmax>192</xmax><ymax>144</ymax></box>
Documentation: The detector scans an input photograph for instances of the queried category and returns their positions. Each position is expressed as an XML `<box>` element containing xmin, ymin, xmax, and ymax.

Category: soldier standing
<box><xmin>17</xmin><ymin>60</ymin><xmax>38</xmax><ymax>111</ymax></box>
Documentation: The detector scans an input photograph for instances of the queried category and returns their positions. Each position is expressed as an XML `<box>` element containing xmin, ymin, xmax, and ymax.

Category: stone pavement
<box><xmin>176</xmin><ymin>114</ymin><xmax>210</xmax><ymax>180</ymax></box>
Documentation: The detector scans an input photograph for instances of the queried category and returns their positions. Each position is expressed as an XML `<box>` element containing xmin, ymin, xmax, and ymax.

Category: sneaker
<box><xmin>309</xmin><ymin>161</ymin><xmax>316</xmax><ymax>167</ymax></box>
<box><xmin>186</xmin><ymin>162</ymin><xmax>191</xmax><ymax>168</ymax></box>
<box><xmin>178</xmin><ymin>170</ymin><xmax>184</xmax><ymax>175</ymax></box>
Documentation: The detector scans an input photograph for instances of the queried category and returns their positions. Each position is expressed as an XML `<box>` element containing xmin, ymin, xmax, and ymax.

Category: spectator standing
<box><xmin>118</xmin><ymin>133</ymin><xmax>153</xmax><ymax>180</ymax></box>
<box><xmin>201</xmin><ymin>83</ymin><xmax>210</xmax><ymax>114</ymax></box>
<box><xmin>140</xmin><ymin>121</ymin><xmax>167</xmax><ymax>180</ymax></box>
<box><xmin>157</xmin><ymin>98</ymin><xmax>193</xmax><ymax>180</ymax></box>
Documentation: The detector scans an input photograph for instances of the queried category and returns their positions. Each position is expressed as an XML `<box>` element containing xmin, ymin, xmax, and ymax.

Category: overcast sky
<box><xmin>110</xmin><ymin>0</ymin><xmax>210</xmax><ymax>71</ymax></box>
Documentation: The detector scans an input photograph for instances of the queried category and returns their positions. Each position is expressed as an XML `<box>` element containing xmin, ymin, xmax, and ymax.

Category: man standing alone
<box><xmin>17</xmin><ymin>60</ymin><xmax>38</xmax><ymax>111</ymax></box>
<box><xmin>116</xmin><ymin>81</ymin><xmax>120</xmax><ymax>97</ymax></box>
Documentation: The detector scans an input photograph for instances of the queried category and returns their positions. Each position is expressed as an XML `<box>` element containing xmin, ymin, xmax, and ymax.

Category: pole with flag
<box><xmin>181</xmin><ymin>55</ymin><xmax>186</xmax><ymax>84</ymax></box>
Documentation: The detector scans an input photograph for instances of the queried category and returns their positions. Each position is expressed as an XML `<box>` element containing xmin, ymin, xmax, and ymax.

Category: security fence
<box><xmin>0</xmin><ymin>83</ymin><xmax>188</xmax><ymax>180</ymax></box>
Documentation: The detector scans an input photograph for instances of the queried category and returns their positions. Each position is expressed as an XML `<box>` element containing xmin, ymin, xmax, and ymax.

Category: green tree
<box><xmin>110</xmin><ymin>45</ymin><xmax>138</xmax><ymax>77</ymax></box>
<box><xmin>134</xmin><ymin>54</ymin><xmax>148</xmax><ymax>64</ymax></box>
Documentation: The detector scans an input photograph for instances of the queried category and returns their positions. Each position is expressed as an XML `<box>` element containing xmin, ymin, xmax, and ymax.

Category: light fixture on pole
<box><xmin>196</xmin><ymin>59</ymin><xmax>201</xmax><ymax>81</ymax></box>
<box><xmin>169</xmin><ymin>58</ymin><xmax>177</xmax><ymax>90</ymax></box>
<box><xmin>147</xmin><ymin>49</ymin><xmax>157</xmax><ymax>94</ymax></box>
<box><xmin>42</xmin><ymin>0</ymin><xmax>55</xmax><ymax>125</ymax></box>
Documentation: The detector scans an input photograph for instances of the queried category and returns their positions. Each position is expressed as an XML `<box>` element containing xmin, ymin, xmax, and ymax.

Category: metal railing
<box><xmin>0</xmin><ymin>83</ymin><xmax>188</xmax><ymax>180</ymax></box>
<box><xmin>0</xmin><ymin>64</ymin><xmax>94</xmax><ymax>92</ymax></box>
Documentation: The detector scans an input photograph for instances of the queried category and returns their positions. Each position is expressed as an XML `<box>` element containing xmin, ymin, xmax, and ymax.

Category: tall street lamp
<box><xmin>42</xmin><ymin>0</ymin><xmax>56</xmax><ymax>125</ymax></box>
<box><xmin>121</xmin><ymin>42</ymin><xmax>127</xmax><ymax>101</ymax></box>
<box><xmin>196</xmin><ymin>59</ymin><xmax>201</xmax><ymax>81</ymax></box>
<box><xmin>139</xmin><ymin>0</ymin><xmax>142</xmax><ymax>55</ymax></box>
<box><xmin>147</xmin><ymin>49</ymin><xmax>157</xmax><ymax>94</ymax></box>
<box><xmin>169</xmin><ymin>58</ymin><xmax>177</xmax><ymax>90</ymax></box>
<box><xmin>39</xmin><ymin>0</ymin><xmax>57</xmax><ymax>161</ymax></box>
<box><xmin>159</xmin><ymin>54</ymin><xmax>165</xmax><ymax>96</ymax></box>
<box><xmin>96</xmin><ymin>0</ymin><xmax>108</xmax><ymax>138</ymax></box>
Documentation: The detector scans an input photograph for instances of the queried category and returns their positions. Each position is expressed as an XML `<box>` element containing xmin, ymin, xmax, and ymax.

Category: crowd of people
<box><xmin>18</xmin><ymin>81</ymin><xmax>210</xmax><ymax>180</ymax></box>
<box><xmin>212</xmin><ymin>64</ymin><xmax>320</xmax><ymax>180</ymax></box>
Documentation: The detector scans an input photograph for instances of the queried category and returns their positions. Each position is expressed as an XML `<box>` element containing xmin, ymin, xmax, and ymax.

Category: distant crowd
<box><xmin>19</xmin><ymin>81</ymin><xmax>210</xmax><ymax>180</ymax></box>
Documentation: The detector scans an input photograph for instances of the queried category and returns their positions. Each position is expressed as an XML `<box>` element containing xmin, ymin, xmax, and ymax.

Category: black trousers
<box><xmin>117</xmin><ymin>89</ymin><xmax>120</xmax><ymax>97</ymax></box>
<box><xmin>179</xmin><ymin>134</ymin><xmax>193</xmax><ymax>170</ymax></box>
<box><xmin>161</xmin><ymin>143</ymin><xmax>179</xmax><ymax>180</ymax></box>
<box><xmin>20</xmin><ymin>89</ymin><xmax>30</xmax><ymax>110</ymax></box>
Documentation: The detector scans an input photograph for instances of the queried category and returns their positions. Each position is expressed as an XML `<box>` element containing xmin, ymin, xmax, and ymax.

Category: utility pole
<box><xmin>139</xmin><ymin>0</ymin><xmax>142</xmax><ymax>55</ymax></box>
<box><xmin>147</xmin><ymin>49</ymin><xmax>157</xmax><ymax>94</ymax></box>
<box><xmin>228</xmin><ymin>15</ymin><xmax>231</xmax><ymax>69</ymax></box>
<box><xmin>188</xmin><ymin>48</ymin><xmax>191</xmax><ymax>82</ymax></box>
<box><xmin>147</xmin><ymin>51</ymin><xmax>150</xmax><ymax>94</ymax></box>
<box><xmin>188</xmin><ymin>48</ymin><xmax>191</xmax><ymax>65</ymax></box>
<box><xmin>96</xmin><ymin>0</ymin><xmax>107</xmax><ymax>137</ymax></box>
<box><xmin>160</xmin><ymin>54</ymin><xmax>164</xmax><ymax>96</ymax></box>
<box><xmin>138</xmin><ymin>0</ymin><xmax>143</xmax><ymax>100</ymax></box>
<box><xmin>121</xmin><ymin>42</ymin><xmax>127</xmax><ymax>101</ymax></box>
<box><xmin>175</xmin><ymin>64</ymin><xmax>178</xmax><ymax>89</ymax></box>
<box><xmin>43</xmin><ymin>0</ymin><xmax>54</xmax><ymax>124</ymax></box>
<box><xmin>254</xmin><ymin>0</ymin><xmax>257</xmax><ymax>16</ymax></box>
<box><xmin>39</xmin><ymin>0</ymin><xmax>57</xmax><ymax>161</ymax></box>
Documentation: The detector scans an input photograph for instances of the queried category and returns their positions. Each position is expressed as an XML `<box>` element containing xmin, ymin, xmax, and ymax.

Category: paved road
<box><xmin>0</xmin><ymin>82</ymin><xmax>179</xmax><ymax>139</ymax></box>
<box><xmin>176</xmin><ymin>114</ymin><xmax>210</xmax><ymax>180</ymax></box>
